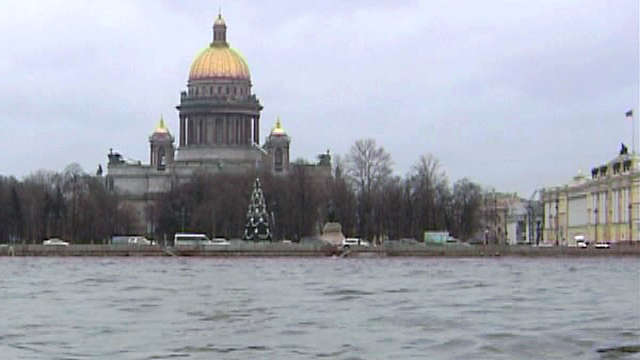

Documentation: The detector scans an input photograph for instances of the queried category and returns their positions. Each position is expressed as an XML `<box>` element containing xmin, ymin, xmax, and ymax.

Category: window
<box><xmin>157</xmin><ymin>147</ymin><xmax>166</xmax><ymax>171</ymax></box>
<box><xmin>275</xmin><ymin>148</ymin><xmax>283</xmax><ymax>172</ymax></box>
<box><xmin>226</xmin><ymin>86</ymin><xmax>229</xmax><ymax>94</ymax></box>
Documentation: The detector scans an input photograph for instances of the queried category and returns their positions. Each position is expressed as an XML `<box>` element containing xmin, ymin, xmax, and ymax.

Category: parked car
<box><xmin>342</xmin><ymin>238</ymin><xmax>369</xmax><ymax>248</ymax></box>
<box><xmin>128</xmin><ymin>236</ymin><xmax>151</xmax><ymax>245</ymax></box>
<box><xmin>595</xmin><ymin>242</ymin><xmax>611</xmax><ymax>249</ymax></box>
<box><xmin>577</xmin><ymin>240</ymin><xmax>589</xmax><ymax>248</ymax></box>
<box><xmin>209</xmin><ymin>238</ymin><xmax>230</xmax><ymax>245</ymax></box>
<box><xmin>43</xmin><ymin>238</ymin><xmax>69</xmax><ymax>246</ymax></box>
<box><xmin>399</xmin><ymin>238</ymin><xmax>420</xmax><ymax>245</ymax></box>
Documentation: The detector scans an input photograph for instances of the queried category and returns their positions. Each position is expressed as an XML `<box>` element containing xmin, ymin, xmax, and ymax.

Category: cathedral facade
<box><xmin>106</xmin><ymin>14</ymin><xmax>330</xmax><ymax>234</ymax></box>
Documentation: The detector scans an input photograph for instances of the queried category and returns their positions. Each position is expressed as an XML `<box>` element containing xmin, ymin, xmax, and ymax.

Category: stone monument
<box><xmin>319</xmin><ymin>201</ymin><xmax>345</xmax><ymax>245</ymax></box>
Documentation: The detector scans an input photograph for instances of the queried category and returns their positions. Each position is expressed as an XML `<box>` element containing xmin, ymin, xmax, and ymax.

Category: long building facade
<box><xmin>540</xmin><ymin>148</ymin><xmax>640</xmax><ymax>245</ymax></box>
<box><xmin>106</xmin><ymin>14</ymin><xmax>331</xmax><ymax>234</ymax></box>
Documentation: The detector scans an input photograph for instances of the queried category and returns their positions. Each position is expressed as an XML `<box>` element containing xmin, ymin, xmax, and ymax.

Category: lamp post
<box><xmin>549</xmin><ymin>214</ymin><xmax>553</xmax><ymax>245</ymax></box>
<box><xmin>629</xmin><ymin>203</ymin><xmax>633</xmax><ymax>242</ymax></box>
<box><xmin>555</xmin><ymin>198</ymin><xmax>559</xmax><ymax>246</ymax></box>
<box><xmin>594</xmin><ymin>208</ymin><xmax>598</xmax><ymax>243</ymax></box>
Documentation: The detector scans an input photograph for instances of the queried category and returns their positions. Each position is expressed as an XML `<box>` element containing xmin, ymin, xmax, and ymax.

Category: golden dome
<box><xmin>188</xmin><ymin>15</ymin><xmax>250</xmax><ymax>81</ymax></box>
<box><xmin>189</xmin><ymin>45</ymin><xmax>250</xmax><ymax>81</ymax></box>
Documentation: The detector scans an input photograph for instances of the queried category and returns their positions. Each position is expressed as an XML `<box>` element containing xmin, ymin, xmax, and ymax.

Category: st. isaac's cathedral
<box><xmin>106</xmin><ymin>14</ymin><xmax>332</xmax><ymax>233</ymax></box>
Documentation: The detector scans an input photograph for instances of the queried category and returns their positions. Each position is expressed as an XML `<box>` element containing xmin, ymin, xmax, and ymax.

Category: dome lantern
<box><xmin>212</xmin><ymin>11</ymin><xmax>227</xmax><ymax>45</ymax></box>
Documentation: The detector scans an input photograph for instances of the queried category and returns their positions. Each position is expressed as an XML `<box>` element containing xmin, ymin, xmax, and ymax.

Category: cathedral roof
<box><xmin>188</xmin><ymin>15</ymin><xmax>251</xmax><ymax>81</ymax></box>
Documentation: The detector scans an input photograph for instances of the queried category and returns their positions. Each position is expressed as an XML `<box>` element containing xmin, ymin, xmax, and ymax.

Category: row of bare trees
<box><xmin>0</xmin><ymin>138</ymin><xmax>484</xmax><ymax>243</ymax></box>
<box><xmin>334</xmin><ymin>138</ymin><xmax>484</xmax><ymax>243</ymax></box>
<box><xmin>0</xmin><ymin>164</ymin><xmax>138</xmax><ymax>244</ymax></box>
<box><xmin>151</xmin><ymin>138</ymin><xmax>484</xmax><ymax>242</ymax></box>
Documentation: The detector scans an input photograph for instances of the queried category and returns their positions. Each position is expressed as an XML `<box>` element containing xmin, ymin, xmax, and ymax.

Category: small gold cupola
<box><xmin>154</xmin><ymin>116</ymin><xmax>169</xmax><ymax>134</ymax></box>
<box><xmin>270</xmin><ymin>116</ymin><xmax>286</xmax><ymax>136</ymax></box>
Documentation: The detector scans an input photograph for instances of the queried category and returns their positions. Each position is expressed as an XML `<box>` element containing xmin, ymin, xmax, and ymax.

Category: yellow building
<box><xmin>541</xmin><ymin>148</ymin><xmax>640</xmax><ymax>245</ymax></box>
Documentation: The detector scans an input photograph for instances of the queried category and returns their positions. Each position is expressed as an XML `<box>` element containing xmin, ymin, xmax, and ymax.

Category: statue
<box><xmin>620</xmin><ymin>143</ymin><xmax>628</xmax><ymax>155</ymax></box>
<box><xmin>242</xmin><ymin>178</ymin><xmax>272</xmax><ymax>241</ymax></box>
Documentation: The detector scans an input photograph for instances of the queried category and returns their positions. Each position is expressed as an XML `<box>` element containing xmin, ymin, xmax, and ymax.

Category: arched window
<box><xmin>157</xmin><ymin>147</ymin><xmax>166</xmax><ymax>171</ymax></box>
<box><xmin>274</xmin><ymin>148</ymin><xmax>283</xmax><ymax>172</ymax></box>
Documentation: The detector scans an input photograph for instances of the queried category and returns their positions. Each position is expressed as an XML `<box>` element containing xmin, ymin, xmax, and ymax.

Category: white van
<box><xmin>128</xmin><ymin>236</ymin><xmax>151</xmax><ymax>245</ymax></box>
<box><xmin>174</xmin><ymin>233</ymin><xmax>210</xmax><ymax>246</ymax></box>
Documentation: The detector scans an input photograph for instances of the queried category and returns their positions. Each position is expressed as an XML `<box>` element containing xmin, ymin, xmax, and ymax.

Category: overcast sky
<box><xmin>0</xmin><ymin>0</ymin><xmax>638</xmax><ymax>197</ymax></box>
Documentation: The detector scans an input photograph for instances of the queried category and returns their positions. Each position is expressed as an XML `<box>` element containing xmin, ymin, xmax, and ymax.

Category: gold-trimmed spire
<box><xmin>155</xmin><ymin>116</ymin><xmax>169</xmax><ymax>133</ymax></box>
<box><xmin>271</xmin><ymin>115</ymin><xmax>286</xmax><ymax>135</ymax></box>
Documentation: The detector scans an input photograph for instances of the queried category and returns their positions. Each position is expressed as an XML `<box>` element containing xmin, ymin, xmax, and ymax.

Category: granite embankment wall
<box><xmin>1</xmin><ymin>243</ymin><xmax>639</xmax><ymax>257</ymax></box>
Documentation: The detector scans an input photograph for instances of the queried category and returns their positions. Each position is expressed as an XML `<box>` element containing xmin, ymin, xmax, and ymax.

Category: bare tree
<box><xmin>346</xmin><ymin>138</ymin><xmax>393</xmax><ymax>242</ymax></box>
<box><xmin>328</xmin><ymin>154</ymin><xmax>357</xmax><ymax>237</ymax></box>
<box><xmin>408</xmin><ymin>154</ymin><xmax>449</xmax><ymax>233</ymax></box>
<box><xmin>451</xmin><ymin>178</ymin><xmax>483</xmax><ymax>241</ymax></box>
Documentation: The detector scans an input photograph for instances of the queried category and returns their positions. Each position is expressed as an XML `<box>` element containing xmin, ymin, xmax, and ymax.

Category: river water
<box><xmin>0</xmin><ymin>257</ymin><xmax>638</xmax><ymax>359</ymax></box>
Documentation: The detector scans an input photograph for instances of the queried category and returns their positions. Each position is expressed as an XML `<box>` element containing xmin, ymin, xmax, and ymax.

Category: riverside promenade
<box><xmin>1</xmin><ymin>243</ymin><xmax>639</xmax><ymax>257</ymax></box>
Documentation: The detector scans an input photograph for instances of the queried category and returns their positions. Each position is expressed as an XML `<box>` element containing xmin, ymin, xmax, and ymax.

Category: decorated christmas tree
<box><xmin>243</xmin><ymin>178</ymin><xmax>272</xmax><ymax>241</ymax></box>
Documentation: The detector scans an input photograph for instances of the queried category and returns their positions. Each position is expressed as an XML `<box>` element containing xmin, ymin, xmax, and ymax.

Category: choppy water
<box><xmin>0</xmin><ymin>257</ymin><xmax>638</xmax><ymax>359</ymax></box>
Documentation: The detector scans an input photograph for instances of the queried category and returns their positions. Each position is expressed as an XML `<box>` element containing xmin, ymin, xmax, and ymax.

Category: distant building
<box><xmin>106</xmin><ymin>14</ymin><xmax>331</xmax><ymax>234</ymax></box>
<box><xmin>481</xmin><ymin>192</ymin><xmax>542</xmax><ymax>245</ymax></box>
<box><xmin>540</xmin><ymin>148</ymin><xmax>639</xmax><ymax>245</ymax></box>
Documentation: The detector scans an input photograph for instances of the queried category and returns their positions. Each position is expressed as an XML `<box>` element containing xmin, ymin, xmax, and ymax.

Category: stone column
<box><xmin>187</xmin><ymin>118</ymin><xmax>193</xmax><ymax>145</ymax></box>
<box><xmin>179</xmin><ymin>116</ymin><xmax>185</xmax><ymax>146</ymax></box>
<box><xmin>222</xmin><ymin>114</ymin><xmax>227</xmax><ymax>145</ymax></box>
<box><xmin>253</xmin><ymin>116</ymin><xmax>260</xmax><ymax>144</ymax></box>
<box><xmin>245</xmin><ymin>117</ymin><xmax>251</xmax><ymax>145</ymax></box>
<box><xmin>203</xmin><ymin>117</ymin><xmax>208</xmax><ymax>145</ymax></box>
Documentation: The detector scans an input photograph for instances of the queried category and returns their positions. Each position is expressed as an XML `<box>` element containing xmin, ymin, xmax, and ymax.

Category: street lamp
<box><xmin>594</xmin><ymin>208</ymin><xmax>598</xmax><ymax>243</ymax></box>
<box><xmin>629</xmin><ymin>203</ymin><xmax>633</xmax><ymax>242</ymax></box>
<box><xmin>549</xmin><ymin>214</ymin><xmax>553</xmax><ymax>245</ymax></box>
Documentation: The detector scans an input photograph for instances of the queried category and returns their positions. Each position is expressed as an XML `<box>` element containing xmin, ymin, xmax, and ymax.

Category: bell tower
<box><xmin>149</xmin><ymin>117</ymin><xmax>175</xmax><ymax>171</ymax></box>
<box><xmin>264</xmin><ymin>116</ymin><xmax>290</xmax><ymax>174</ymax></box>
